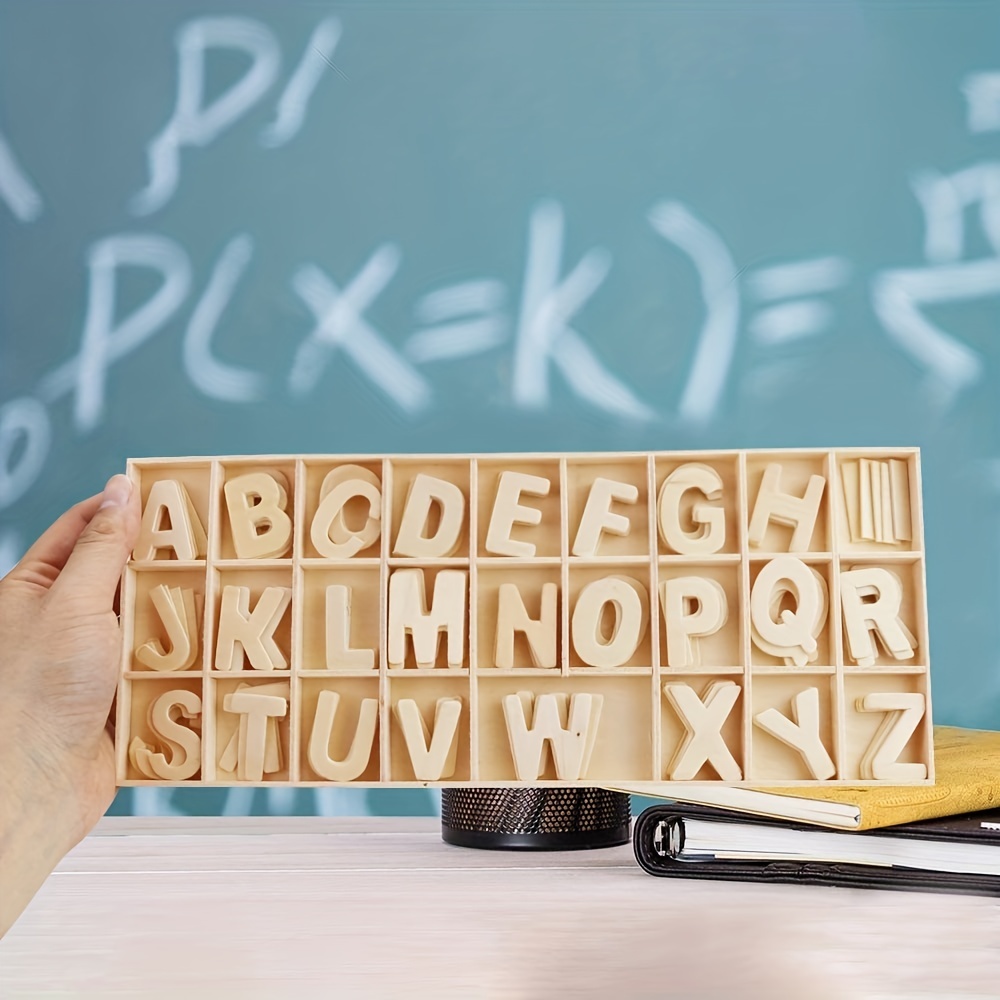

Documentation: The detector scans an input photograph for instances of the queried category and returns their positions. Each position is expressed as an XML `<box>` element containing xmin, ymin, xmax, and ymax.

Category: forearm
<box><xmin>0</xmin><ymin>764</ymin><xmax>79</xmax><ymax>937</ymax></box>
<box><xmin>0</xmin><ymin>474</ymin><xmax>138</xmax><ymax>934</ymax></box>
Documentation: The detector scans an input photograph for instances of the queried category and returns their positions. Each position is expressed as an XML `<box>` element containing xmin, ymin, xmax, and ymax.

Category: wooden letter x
<box><xmin>663</xmin><ymin>681</ymin><xmax>742</xmax><ymax>780</ymax></box>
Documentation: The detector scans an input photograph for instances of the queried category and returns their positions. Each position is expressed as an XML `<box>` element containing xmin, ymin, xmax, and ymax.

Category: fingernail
<box><xmin>99</xmin><ymin>474</ymin><xmax>133</xmax><ymax>510</ymax></box>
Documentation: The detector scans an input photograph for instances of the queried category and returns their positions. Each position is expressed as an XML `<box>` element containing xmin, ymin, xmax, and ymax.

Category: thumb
<box><xmin>51</xmin><ymin>474</ymin><xmax>140</xmax><ymax>612</ymax></box>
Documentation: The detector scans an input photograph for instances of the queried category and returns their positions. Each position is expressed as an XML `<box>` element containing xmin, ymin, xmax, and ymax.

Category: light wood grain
<box><xmin>121</xmin><ymin>449</ymin><xmax>933</xmax><ymax>791</ymax></box>
<box><xmin>2</xmin><ymin>818</ymin><xmax>998</xmax><ymax>999</ymax></box>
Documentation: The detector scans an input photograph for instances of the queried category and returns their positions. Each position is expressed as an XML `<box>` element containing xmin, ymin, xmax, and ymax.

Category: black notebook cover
<box><xmin>633</xmin><ymin>803</ymin><xmax>1000</xmax><ymax>896</ymax></box>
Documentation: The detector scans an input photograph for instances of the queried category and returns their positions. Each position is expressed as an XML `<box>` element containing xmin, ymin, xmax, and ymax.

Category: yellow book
<box><xmin>615</xmin><ymin>727</ymin><xmax>1000</xmax><ymax>831</ymax></box>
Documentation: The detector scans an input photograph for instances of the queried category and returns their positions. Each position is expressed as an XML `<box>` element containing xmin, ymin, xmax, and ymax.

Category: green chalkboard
<box><xmin>2</xmin><ymin>0</ymin><xmax>999</xmax><ymax>817</ymax></box>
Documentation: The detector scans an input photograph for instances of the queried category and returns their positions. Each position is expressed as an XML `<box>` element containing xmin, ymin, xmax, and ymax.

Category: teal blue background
<box><xmin>1</xmin><ymin>1</ymin><xmax>998</xmax><ymax>817</ymax></box>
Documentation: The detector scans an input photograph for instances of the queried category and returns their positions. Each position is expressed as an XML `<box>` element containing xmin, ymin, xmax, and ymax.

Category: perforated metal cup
<box><xmin>440</xmin><ymin>788</ymin><xmax>631</xmax><ymax>850</ymax></box>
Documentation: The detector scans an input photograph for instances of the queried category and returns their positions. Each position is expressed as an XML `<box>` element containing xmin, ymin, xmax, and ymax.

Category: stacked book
<box><xmin>623</xmin><ymin>727</ymin><xmax>1000</xmax><ymax>894</ymax></box>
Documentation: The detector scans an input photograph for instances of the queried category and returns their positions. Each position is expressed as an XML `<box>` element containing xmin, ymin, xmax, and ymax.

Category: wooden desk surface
<box><xmin>1</xmin><ymin>817</ymin><xmax>998</xmax><ymax>999</ymax></box>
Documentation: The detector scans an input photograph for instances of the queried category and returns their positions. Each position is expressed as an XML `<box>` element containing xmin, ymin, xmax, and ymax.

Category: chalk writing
<box><xmin>963</xmin><ymin>72</ymin><xmax>1000</xmax><ymax>134</ymax></box>
<box><xmin>38</xmin><ymin>235</ymin><xmax>192</xmax><ymax>432</ymax></box>
<box><xmin>0</xmin><ymin>130</ymin><xmax>43</xmax><ymax>222</ymax></box>
<box><xmin>648</xmin><ymin>201</ymin><xmax>740</xmax><ymax>424</ymax></box>
<box><xmin>183</xmin><ymin>234</ymin><xmax>264</xmax><ymax>402</ymax></box>
<box><xmin>132</xmin><ymin>16</ymin><xmax>340</xmax><ymax>216</ymax></box>
<box><xmin>259</xmin><ymin>18</ymin><xmax>342</xmax><ymax>149</ymax></box>
<box><xmin>290</xmin><ymin>250</ymin><xmax>433</xmax><ymax>413</ymax></box>
<box><xmin>871</xmin><ymin>92</ymin><xmax>1000</xmax><ymax>407</ymax></box>
<box><xmin>0</xmin><ymin>16</ymin><xmax>1000</xmax><ymax>640</ymax></box>
<box><xmin>0</xmin><ymin>397</ymin><xmax>51</xmax><ymax>509</ymax></box>
<box><xmin>513</xmin><ymin>201</ymin><xmax>654</xmax><ymax>421</ymax></box>
<box><xmin>406</xmin><ymin>280</ymin><xmax>508</xmax><ymax>364</ymax></box>
<box><xmin>746</xmin><ymin>257</ymin><xmax>852</xmax><ymax>346</ymax></box>
<box><xmin>1</xmin><ymin>5</ymin><xmax>995</xmax><ymax>816</ymax></box>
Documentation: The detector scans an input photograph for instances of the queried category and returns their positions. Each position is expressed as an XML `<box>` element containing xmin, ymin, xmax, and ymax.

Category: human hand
<box><xmin>0</xmin><ymin>474</ymin><xmax>140</xmax><ymax>935</ymax></box>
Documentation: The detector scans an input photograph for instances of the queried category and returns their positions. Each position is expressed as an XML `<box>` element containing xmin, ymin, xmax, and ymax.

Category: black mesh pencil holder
<box><xmin>440</xmin><ymin>787</ymin><xmax>631</xmax><ymax>850</ymax></box>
